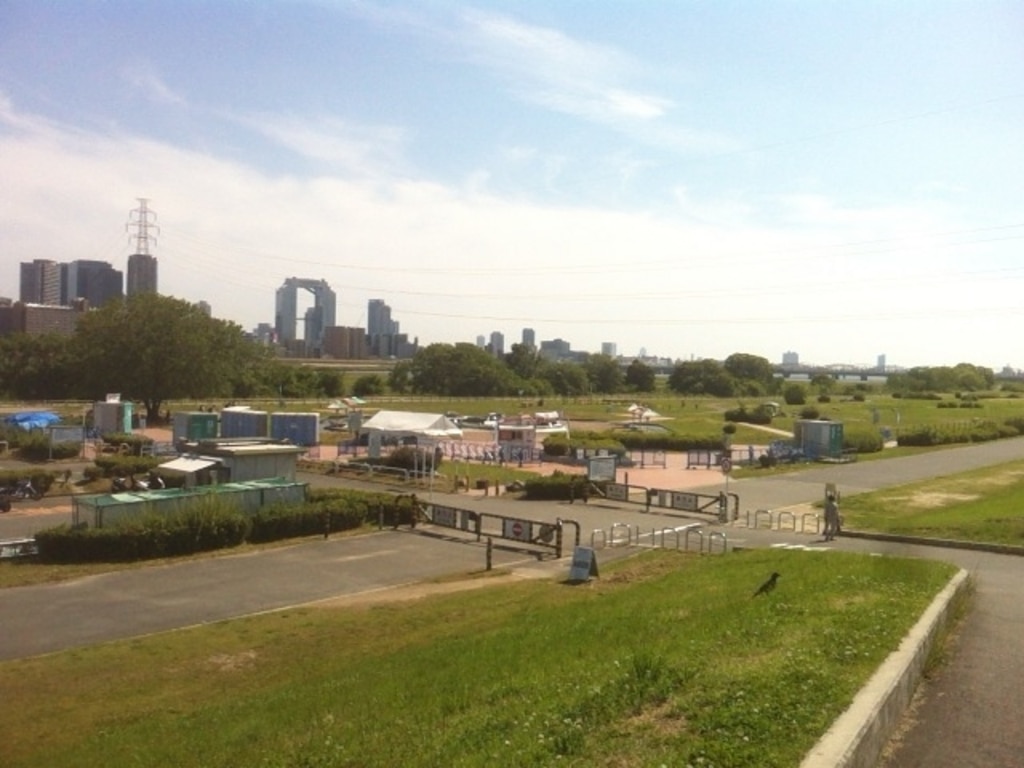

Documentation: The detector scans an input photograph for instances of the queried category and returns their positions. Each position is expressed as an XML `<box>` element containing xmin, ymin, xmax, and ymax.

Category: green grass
<box><xmin>0</xmin><ymin>549</ymin><xmax>957</xmax><ymax>768</ymax></box>
<box><xmin>841</xmin><ymin>460</ymin><xmax>1024</xmax><ymax>546</ymax></box>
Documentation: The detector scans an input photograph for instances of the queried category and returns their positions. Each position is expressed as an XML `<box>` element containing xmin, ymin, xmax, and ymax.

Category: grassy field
<box><xmin>0</xmin><ymin>548</ymin><xmax>957</xmax><ymax>768</ymax></box>
<box><xmin>842</xmin><ymin>459</ymin><xmax>1024</xmax><ymax>546</ymax></box>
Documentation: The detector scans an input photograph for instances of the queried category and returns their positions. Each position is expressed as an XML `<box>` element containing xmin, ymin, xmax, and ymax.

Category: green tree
<box><xmin>73</xmin><ymin>294</ymin><xmax>267</xmax><ymax>421</ymax></box>
<box><xmin>353</xmin><ymin>374</ymin><xmax>386</xmax><ymax>397</ymax></box>
<box><xmin>723</xmin><ymin>353</ymin><xmax>774</xmax><ymax>389</ymax></box>
<box><xmin>539</xmin><ymin>361</ymin><xmax>589</xmax><ymax>396</ymax></box>
<box><xmin>504</xmin><ymin>343</ymin><xmax>540</xmax><ymax>380</ymax></box>
<box><xmin>388</xmin><ymin>361</ymin><xmax>412</xmax><ymax>394</ymax></box>
<box><xmin>585</xmin><ymin>354</ymin><xmax>624</xmax><ymax>394</ymax></box>
<box><xmin>667</xmin><ymin>359</ymin><xmax>735</xmax><ymax>397</ymax></box>
<box><xmin>409</xmin><ymin>343</ymin><xmax>520</xmax><ymax>396</ymax></box>
<box><xmin>624</xmin><ymin>359</ymin><xmax>656</xmax><ymax>392</ymax></box>
<box><xmin>316</xmin><ymin>369</ymin><xmax>345</xmax><ymax>398</ymax></box>
<box><xmin>0</xmin><ymin>333</ymin><xmax>76</xmax><ymax>400</ymax></box>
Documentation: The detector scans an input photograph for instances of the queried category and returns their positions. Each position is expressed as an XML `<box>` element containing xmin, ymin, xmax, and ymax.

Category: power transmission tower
<box><xmin>126</xmin><ymin>198</ymin><xmax>160</xmax><ymax>254</ymax></box>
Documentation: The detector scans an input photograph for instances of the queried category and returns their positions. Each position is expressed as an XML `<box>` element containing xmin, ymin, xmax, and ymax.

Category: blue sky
<box><xmin>1</xmin><ymin>1</ymin><xmax>1022</xmax><ymax>369</ymax></box>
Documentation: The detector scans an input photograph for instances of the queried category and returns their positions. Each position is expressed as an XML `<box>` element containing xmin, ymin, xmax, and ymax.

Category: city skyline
<box><xmin>2</xmin><ymin>3</ymin><xmax>1022</xmax><ymax>369</ymax></box>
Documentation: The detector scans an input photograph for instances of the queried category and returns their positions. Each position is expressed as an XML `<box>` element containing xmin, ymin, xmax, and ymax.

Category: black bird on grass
<box><xmin>753</xmin><ymin>572</ymin><xmax>780</xmax><ymax>597</ymax></box>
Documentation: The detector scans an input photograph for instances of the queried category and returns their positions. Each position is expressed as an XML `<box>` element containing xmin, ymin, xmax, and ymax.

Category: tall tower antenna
<box><xmin>126</xmin><ymin>198</ymin><xmax>160</xmax><ymax>255</ymax></box>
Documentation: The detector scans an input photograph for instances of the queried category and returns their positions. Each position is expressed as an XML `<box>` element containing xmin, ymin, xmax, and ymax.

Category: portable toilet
<box><xmin>220</xmin><ymin>408</ymin><xmax>269</xmax><ymax>438</ymax></box>
<box><xmin>794</xmin><ymin>419</ymin><xmax>844</xmax><ymax>460</ymax></box>
<box><xmin>173</xmin><ymin>411</ymin><xmax>219</xmax><ymax>442</ymax></box>
<box><xmin>270</xmin><ymin>412</ymin><xmax>320</xmax><ymax>447</ymax></box>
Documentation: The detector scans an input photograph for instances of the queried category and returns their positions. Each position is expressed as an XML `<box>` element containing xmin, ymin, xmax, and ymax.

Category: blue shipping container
<box><xmin>270</xmin><ymin>412</ymin><xmax>320</xmax><ymax>447</ymax></box>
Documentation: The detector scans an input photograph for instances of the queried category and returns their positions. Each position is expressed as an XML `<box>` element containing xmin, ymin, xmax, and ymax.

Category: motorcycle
<box><xmin>0</xmin><ymin>479</ymin><xmax>42</xmax><ymax>509</ymax></box>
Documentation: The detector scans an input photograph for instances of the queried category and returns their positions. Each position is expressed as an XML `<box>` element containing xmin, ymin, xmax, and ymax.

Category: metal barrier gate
<box><xmin>424</xmin><ymin>502</ymin><xmax>580</xmax><ymax>559</ymax></box>
<box><xmin>604</xmin><ymin>484</ymin><xmax>740</xmax><ymax>520</ymax></box>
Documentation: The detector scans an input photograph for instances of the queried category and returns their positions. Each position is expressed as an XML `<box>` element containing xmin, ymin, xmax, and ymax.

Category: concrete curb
<box><xmin>840</xmin><ymin>529</ymin><xmax>1024</xmax><ymax>557</ymax></box>
<box><xmin>800</xmin><ymin>568</ymin><xmax>970</xmax><ymax>768</ymax></box>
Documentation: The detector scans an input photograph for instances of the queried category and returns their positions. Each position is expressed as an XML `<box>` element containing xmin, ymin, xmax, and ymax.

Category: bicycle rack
<box><xmin>777</xmin><ymin>510</ymin><xmax>796</xmax><ymax>531</ymax></box>
<box><xmin>590</xmin><ymin>528</ymin><xmax>608</xmax><ymax>549</ymax></box>
<box><xmin>801</xmin><ymin>513</ymin><xmax>821</xmax><ymax>534</ymax></box>
<box><xmin>609</xmin><ymin>522</ymin><xmax>635</xmax><ymax>547</ymax></box>
<box><xmin>684</xmin><ymin>526</ymin><xmax>705</xmax><ymax>553</ymax></box>
<box><xmin>707</xmin><ymin>531</ymin><xmax>728</xmax><ymax>554</ymax></box>
<box><xmin>752</xmin><ymin>509</ymin><xmax>774</xmax><ymax>529</ymax></box>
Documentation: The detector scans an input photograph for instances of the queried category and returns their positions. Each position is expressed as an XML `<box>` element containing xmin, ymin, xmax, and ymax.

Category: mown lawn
<box><xmin>841</xmin><ymin>459</ymin><xmax>1024</xmax><ymax>546</ymax></box>
<box><xmin>0</xmin><ymin>548</ymin><xmax>957</xmax><ymax>768</ymax></box>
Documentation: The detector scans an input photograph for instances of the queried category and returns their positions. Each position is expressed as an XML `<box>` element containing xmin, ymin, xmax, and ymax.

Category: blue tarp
<box><xmin>4</xmin><ymin>411</ymin><xmax>61</xmax><ymax>431</ymax></box>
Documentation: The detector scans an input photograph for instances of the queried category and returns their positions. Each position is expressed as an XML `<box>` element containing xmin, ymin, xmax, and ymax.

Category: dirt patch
<box><xmin>899</xmin><ymin>492</ymin><xmax>979</xmax><ymax>509</ymax></box>
<box><xmin>207</xmin><ymin>649</ymin><xmax>258</xmax><ymax>672</ymax></box>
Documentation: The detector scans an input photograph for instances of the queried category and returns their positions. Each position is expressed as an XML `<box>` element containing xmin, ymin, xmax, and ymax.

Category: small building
<box><xmin>168</xmin><ymin>438</ymin><xmax>307</xmax><ymax>486</ymax></box>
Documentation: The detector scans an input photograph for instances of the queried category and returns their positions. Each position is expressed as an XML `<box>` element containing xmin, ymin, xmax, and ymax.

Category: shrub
<box><xmin>0</xmin><ymin>469</ymin><xmax>58</xmax><ymax>494</ymax></box>
<box><xmin>817</xmin><ymin>394</ymin><xmax>831</xmax><ymax>403</ymax></box>
<box><xmin>36</xmin><ymin>499</ymin><xmax>248</xmax><ymax>563</ymax></box>
<box><xmin>14</xmin><ymin>432</ymin><xmax>81</xmax><ymax>462</ymax></box>
<box><xmin>93</xmin><ymin>455</ymin><xmax>163</xmax><ymax>478</ymax></box>
<box><xmin>523</xmin><ymin>471</ymin><xmax>599</xmax><ymax>501</ymax></box>
<box><xmin>842</xmin><ymin>429</ymin><xmax>883</xmax><ymax>454</ymax></box>
<box><xmin>782</xmin><ymin>383</ymin><xmax>806</xmax><ymax>406</ymax></box>
<box><xmin>722</xmin><ymin>405</ymin><xmax>773</xmax><ymax>425</ymax></box>
<box><xmin>798</xmin><ymin>406</ymin><xmax>821</xmax><ymax>420</ymax></box>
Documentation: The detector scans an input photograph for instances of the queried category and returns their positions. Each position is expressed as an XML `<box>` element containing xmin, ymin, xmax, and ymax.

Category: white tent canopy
<box><xmin>359</xmin><ymin>410</ymin><xmax>463</xmax><ymax>439</ymax></box>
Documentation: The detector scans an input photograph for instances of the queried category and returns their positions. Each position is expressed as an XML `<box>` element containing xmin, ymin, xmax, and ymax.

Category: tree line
<box><xmin>1</xmin><ymin>294</ymin><xmax>1002</xmax><ymax>416</ymax></box>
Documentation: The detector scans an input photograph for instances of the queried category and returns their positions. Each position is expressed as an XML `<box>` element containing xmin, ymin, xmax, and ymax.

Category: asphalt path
<box><xmin>5</xmin><ymin>438</ymin><xmax>1024</xmax><ymax>765</ymax></box>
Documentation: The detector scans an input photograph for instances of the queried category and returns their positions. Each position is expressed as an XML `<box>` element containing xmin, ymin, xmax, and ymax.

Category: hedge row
<box><xmin>35</xmin><ymin>501</ymin><xmax>248</xmax><ymax>562</ymax></box>
<box><xmin>33</xmin><ymin>488</ymin><xmax>413</xmax><ymax>563</ymax></box>
<box><xmin>896</xmin><ymin>421</ymin><xmax>1018</xmax><ymax>447</ymax></box>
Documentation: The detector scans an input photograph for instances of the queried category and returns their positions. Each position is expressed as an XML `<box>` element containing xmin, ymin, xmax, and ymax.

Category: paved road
<box><xmin>4</xmin><ymin>438</ymin><xmax>1024</xmax><ymax>766</ymax></box>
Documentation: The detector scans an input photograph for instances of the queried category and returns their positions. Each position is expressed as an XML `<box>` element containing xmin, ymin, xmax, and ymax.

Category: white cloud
<box><xmin>120</xmin><ymin>65</ymin><xmax>186</xmax><ymax>106</ymax></box>
<box><xmin>1</xmin><ymin>97</ymin><xmax>1020</xmax><ymax>368</ymax></box>
<box><xmin>238</xmin><ymin>113</ymin><xmax>409</xmax><ymax>175</ymax></box>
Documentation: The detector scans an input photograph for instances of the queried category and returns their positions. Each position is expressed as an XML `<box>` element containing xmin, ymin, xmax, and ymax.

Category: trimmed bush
<box><xmin>35</xmin><ymin>499</ymin><xmax>248</xmax><ymax>563</ymax></box>
<box><xmin>99</xmin><ymin>433</ymin><xmax>155</xmax><ymax>456</ymax></box>
<box><xmin>0</xmin><ymin>469</ymin><xmax>57</xmax><ymax>495</ymax></box>
<box><xmin>93</xmin><ymin>455</ymin><xmax>163</xmax><ymax>478</ymax></box>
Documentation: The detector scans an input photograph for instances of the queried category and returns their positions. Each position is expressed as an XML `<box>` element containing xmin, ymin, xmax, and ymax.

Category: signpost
<box><xmin>568</xmin><ymin>546</ymin><xmax>599</xmax><ymax>583</ymax></box>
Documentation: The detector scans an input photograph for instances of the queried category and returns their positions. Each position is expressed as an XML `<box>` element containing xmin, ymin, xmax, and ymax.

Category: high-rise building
<box><xmin>782</xmin><ymin>351</ymin><xmax>800</xmax><ymax>367</ymax></box>
<box><xmin>125</xmin><ymin>199</ymin><xmax>160</xmax><ymax>297</ymax></box>
<box><xmin>601</xmin><ymin>342</ymin><xmax>617</xmax><ymax>357</ymax></box>
<box><xmin>522</xmin><ymin>327</ymin><xmax>535</xmax><ymax>348</ymax></box>
<box><xmin>66</xmin><ymin>260</ymin><xmax>123</xmax><ymax>308</ymax></box>
<box><xmin>19</xmin><ymin>260</ymin><xmax>62</xmax><ymax>305</ymax></box>
<box><xmin>323</xmin><ymin>326</ymin><xmax>369</xmax><ymax>359</ymax></box>
<box><xmin>489</xmin><ymin>331</ymin><xmax>505</xmax><ymax>358</ymax></box>
<box><xmin>367</xmin><ymin>299</ymin><xmax>399</xmax><ymax>337</ymax></box>
<box><xmin>127</xmin><ymin>254</ymin><xmax>158</xmax><ymax>296</ymax></box>
<box><xmin>274</xmin><ymin>277</ymin><xmax>336</xmax><ymax>355</ymax></box>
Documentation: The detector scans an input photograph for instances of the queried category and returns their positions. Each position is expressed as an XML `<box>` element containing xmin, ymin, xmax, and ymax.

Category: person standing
<box><xmin>824</xmin><ymin>493</ymin><xmax>840</xmax><ymax>541</ymax></box>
